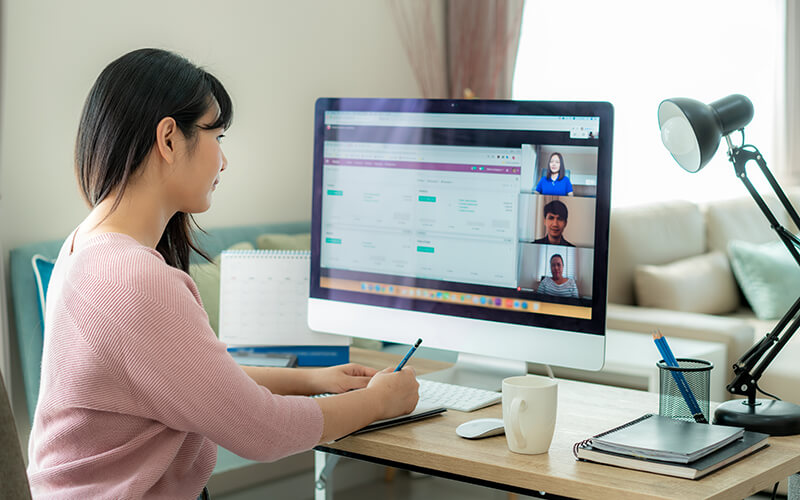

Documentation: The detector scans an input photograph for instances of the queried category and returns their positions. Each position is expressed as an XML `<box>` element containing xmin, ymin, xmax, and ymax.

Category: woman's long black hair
<box><xmin>75</xmin><ymin>48</ymin><xmax>233</xmax><ymax>272</ymax></box>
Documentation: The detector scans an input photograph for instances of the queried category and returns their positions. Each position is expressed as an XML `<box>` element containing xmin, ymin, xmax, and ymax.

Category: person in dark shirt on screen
<box><xmin>533</xmin><ymin>200</ymin><xmax>575</xmax><ymax>247</ymax></box>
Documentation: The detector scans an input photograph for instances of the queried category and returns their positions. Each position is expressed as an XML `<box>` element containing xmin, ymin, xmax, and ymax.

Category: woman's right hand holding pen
<box><xmin>367</xmin><ymin>367</ymin><xmax>420</xmax><ymax>420</ymax></box>
<box><xmin>314</xmin><ymin>367</ymin><xmax>419</xmax><ymax>443</ymax></box>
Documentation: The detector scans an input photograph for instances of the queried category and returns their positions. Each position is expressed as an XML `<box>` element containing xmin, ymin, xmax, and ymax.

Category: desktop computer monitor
<box><xmin>308</xmin><ymin>98</ymin><xmax>613</xmax><ymax>390</ymax></box>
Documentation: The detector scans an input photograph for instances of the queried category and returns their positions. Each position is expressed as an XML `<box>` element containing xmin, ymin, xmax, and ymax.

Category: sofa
<box><xmin>606</xmin><ymin>189</ymin><xmax>800</xmax><ymax>404</ymax></box>
<box><xmin>8</xmin><ymin>220</ymin><xmax>316</xmax><ymax>495</ymax></box>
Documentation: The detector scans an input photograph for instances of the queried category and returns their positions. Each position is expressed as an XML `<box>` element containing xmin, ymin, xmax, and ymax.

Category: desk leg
<box><xmin>314</xmin><ymin>450</ymin><xmax>341</xmax><ymax>500</ymax></box>
<box><xmin>788</xmin><ymin>472</ymin><xmax>800</xmax><ymax>500</ymax></box>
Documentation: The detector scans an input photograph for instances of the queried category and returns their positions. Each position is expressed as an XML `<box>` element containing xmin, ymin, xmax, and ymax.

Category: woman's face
<box><xmin>550</xmin><ymin>256</ymin><xmax>564</xmax><ymax>280</ymax></box>
<box><xmin>168</xmin><ymin>104</ymin><xmax>228</xmax><ymax>214</ymax></box>
<box><xmin>549</xmin><ymin>154</ymin><xmax>561</xmax><ymax>174</ymax></box>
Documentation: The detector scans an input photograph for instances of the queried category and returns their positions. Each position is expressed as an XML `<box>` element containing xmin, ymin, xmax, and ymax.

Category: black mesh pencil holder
<box><xmin>657</xmin><ymin>358</ymin><xmax>712</xmax><ymax>422</ymax></box>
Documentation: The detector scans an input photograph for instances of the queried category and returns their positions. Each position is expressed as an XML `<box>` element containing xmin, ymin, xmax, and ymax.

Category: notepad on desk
<box><xmin>588</xmin><ymin>413</ymin><xmax>744</xmax><ymax>463</ymax></box>
<box><xmin>311</xmin><ymin>392</ymin><xmax>446</xmax><ymax>440</ymax></box>
<box><xmin>219</xmin><ymin>250</ymin><xmax>349</xmax><ymax>366</ymax></box>
<box><xmin>352</xmin><ymin>402</ymin><xmax>447</xmax><ymax>436</ymax></box>
<box><xmin>573</xmin><ymin>413</ymin><xmax>769</xmax><ymax>479</ymax></box>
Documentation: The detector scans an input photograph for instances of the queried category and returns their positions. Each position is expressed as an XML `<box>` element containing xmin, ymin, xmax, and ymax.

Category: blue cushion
<box><xmin>728</xmin><ymin>239</ymin><xmax>800</xmax><ymax>320</ymax></box>
<box><xmin>32</xmin><ymin>255</ymin><xmax>55</xmax><ymax>334</ymax></box>
<box><xmin>10</xmin><ymin>240</ymin><xmax>63</xmax><ymax>422</ymax></box>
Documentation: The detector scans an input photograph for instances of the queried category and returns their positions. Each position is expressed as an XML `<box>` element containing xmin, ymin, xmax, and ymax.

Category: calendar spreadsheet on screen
<box><xmin>308</xmin><ymin>99</ymin><xmax>613</xmax><ymax>375</ymax></box>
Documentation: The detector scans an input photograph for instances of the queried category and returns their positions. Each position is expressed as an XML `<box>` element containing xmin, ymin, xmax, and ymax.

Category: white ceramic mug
<box><xmin>502</xmin><ymin>375</ymin><xmax>558</xmax><ymax>454</ymax></box>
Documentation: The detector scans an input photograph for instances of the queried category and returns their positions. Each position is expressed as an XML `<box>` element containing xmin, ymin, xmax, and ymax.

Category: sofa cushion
<box><xmin>726</xmin><ymin>307</ymin><xmax>780</xmax><ymax>338</ymax></box>
<box><xmin>191</xmin><ymin>222</ymin><xmax>310</xmax><ymax>261</ymax></box>
<box><xmin>728</xmin><ymin>239</ymin><xmax>800</xmax><ymax>320</ymax></box>
<box><xmin>634</xmin><ymin>252</ymin><xmax>739</xmax><ymax>314</ymax></box>
<box><xmin>256</xmin><ymin>232</ymin><xmax>311</xmax><ymax>251</ymax></box>
<box><xmin>756</xmin><ymin>333</ymin><xmax>800</xmax><ymax>405</ymax></box>
<box><xmin>189</xmin><ymin>241</ymin><xmax>255</xmax><ymax>335</ymax></box>
<box><xmin>32</xmin><ymin>255</ymin><xmax>55</xmax><ymax>331</ymax></box>
<box><xmin>705</xmin><ymin>196</ymin><xmax>786</xmax><ymax>253</ymax></box>
<box><xmin>608</xmin><ymin>201</ymin><xmax>705</xmax><ymax>305</ymax></box>
<box><xmin>787</xmin><ymin>187</ymin><xmax>800</xmax><ymax>234</ymax></box>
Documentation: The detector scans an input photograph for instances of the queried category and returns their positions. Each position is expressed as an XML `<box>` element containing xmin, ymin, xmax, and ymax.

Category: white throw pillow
<box><xmin>634</xmin><ymin>252</ymin><xmax>739</xmax><ymax>314</ymax></box>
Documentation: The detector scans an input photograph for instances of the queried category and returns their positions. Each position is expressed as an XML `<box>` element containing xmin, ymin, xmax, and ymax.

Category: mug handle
<box><xmin>510</xmin><ymin>397</ymin><xmax>527</xmax><ymax>448</ymax></box>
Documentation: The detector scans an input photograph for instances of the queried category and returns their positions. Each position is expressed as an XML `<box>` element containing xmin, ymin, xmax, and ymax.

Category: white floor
<box><xmin>215</xmin><ymin>461</ymin><xmax>539</xmax><ymax>500</ymax></box>
<box><xmin>214</xmin><ymin>457</ymin><xmax>780</xmax><ymax>500</ymax></box>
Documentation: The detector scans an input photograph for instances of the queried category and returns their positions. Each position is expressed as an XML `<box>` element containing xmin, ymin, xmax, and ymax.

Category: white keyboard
<box><xmin>417</xmin><ymin>378</ymin><xmax>501</xmax><ymax>412</ymax></box>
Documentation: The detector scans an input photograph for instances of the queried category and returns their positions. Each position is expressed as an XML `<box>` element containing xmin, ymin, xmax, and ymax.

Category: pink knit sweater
<box><xmin>27</xmin><ymin>232</ymin><xmax>324</xmax><ymax>499</ymax></box>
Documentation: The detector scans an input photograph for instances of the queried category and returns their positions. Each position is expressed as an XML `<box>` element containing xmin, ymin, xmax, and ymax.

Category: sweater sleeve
<box><xmin>568</xmin><ymin>278</ymin><xmax>580</xmax><ymax>298</ymax></box>
<box><xmin>64</xmin><ymin>247</ymin><xmax>323</xmax><ymax>462</ymax></box>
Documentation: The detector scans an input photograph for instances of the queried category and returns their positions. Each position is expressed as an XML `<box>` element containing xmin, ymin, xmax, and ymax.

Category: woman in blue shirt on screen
<box><xmin>534</xmin><ymin>152</ymin><xmax>573</xmax><ymax>196</ymax></box>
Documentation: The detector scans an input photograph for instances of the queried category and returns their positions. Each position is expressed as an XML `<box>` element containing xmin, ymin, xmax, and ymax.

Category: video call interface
<box><xmin>316</xmin><ymin>108</ymin><xmax>603</xmax><ymax>326</ymax></box>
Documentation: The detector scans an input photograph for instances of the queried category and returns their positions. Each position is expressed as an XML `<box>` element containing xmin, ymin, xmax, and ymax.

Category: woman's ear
<box><xmin>155</xmin><ymin>117</ymin><xmax>178</xmax><ymax>163</ymax></box>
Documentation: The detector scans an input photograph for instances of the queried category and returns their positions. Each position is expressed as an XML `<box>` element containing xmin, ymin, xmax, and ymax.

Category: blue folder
<box><xmin>227</xmin><ymin>345</ymin><xmax>349</xmax><ymax>367</ymax></box>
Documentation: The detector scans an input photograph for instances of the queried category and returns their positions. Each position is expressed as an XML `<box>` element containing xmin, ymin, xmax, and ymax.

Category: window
<box><xmin>513</xmin><ymin>1</ymin><xmax>785</xmax><ymax>207</ymax></box>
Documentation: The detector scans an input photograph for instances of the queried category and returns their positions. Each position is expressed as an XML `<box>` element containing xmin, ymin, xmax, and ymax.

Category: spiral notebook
<box><xmin>575</xmin><ymin>413</ymin><xmax>744</xmax><ymax>463</ymax></box>
<box><xmin>573</xmin><ymin>413</ymin><xmax>768</xmax><ymax>479</ymax></box>
<box><xmin>219</xmin><ymin>250</ymin><xmax>349</xmax><ymax>365</ymax></box>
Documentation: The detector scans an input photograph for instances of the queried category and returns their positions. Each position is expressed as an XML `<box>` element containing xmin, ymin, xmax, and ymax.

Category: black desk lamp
<box><xmin>658</xmin><ymin>94</ymin><xmax>800</xmax><ymax>435</ymax></box>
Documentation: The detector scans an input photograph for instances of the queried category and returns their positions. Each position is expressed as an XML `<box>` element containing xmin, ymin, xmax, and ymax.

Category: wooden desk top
<box><xmin>317</xmin><ymin>348</ymin><xmax>800</xmax><ymax>500</ymax></box>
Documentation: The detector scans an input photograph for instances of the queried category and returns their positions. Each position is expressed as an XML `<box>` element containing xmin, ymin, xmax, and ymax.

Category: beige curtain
<box><xmin>389</xmin><ymin>0</ymin><xmax>526</xmax><ymax>99</ymax></box>
<box><xmin>785</xmin><ymin>0</ymin><xmax>800</xmax><ymax>185</ymax></box>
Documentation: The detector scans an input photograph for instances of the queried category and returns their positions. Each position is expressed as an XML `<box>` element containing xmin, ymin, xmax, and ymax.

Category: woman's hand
<box><xmin>310</xmin><ymin>363</ymin><xmax>378</xmax><ymax>394</ymax></box>
<box><xmin>365</xmin><ymin>367</ymin><xmax>420</xmax><ymax>420</ymax></box>
<box><xmin>313</xmin><ymin>366</ymin><xmax>419</xmax><ymax>443</ymax></box>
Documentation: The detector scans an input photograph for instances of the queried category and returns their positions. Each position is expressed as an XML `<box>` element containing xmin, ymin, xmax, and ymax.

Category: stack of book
<box><xmin>573</xmin><ymin>413</ymin><xmax>769</xmax><ymax>479</ymax></box>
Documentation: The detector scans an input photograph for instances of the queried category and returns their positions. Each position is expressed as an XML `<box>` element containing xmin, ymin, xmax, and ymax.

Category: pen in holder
<box><xmin>657</xmin><ymin>358</ymin><xmax>712</xmax><ymax>423</ymax></box>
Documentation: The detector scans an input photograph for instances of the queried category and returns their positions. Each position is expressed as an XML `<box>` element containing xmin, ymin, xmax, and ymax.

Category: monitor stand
<box><xmin>419</xmin><ymin>352</ymin><xmax>527</xmax><ymax>392</ymax></box>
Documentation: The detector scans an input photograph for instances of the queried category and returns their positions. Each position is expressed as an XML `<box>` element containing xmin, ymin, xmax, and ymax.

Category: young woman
<box><xmin>26</xmin><ymin>48</ymin><xmax>419</xmax><ymax>499</ymax></box>
<box><xmin>534</xmin><ymin>152</ymin><xmax>574</xmax><ymax>196</ymax></box>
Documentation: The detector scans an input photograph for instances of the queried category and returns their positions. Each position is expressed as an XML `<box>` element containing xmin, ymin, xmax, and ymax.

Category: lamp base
<box><xmin>713</xmin><ymin>399</ymin><xmax>800</xmax><ymax>435</ymax></box>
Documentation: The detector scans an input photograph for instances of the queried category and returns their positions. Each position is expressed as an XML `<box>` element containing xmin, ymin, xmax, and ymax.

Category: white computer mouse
<box><xmin>456</xmin><ymin>418</ymin><xmax>505</xmax><ymax>439</ymax></box>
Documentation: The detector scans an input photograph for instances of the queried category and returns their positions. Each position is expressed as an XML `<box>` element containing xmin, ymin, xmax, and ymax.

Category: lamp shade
<box><xmin>657</xmin><ymin>94</ymin><xmax>754</xmax><ymax>173</ymax></box>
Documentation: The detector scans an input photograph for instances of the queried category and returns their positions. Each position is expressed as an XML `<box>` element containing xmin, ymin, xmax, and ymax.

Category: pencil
<box><xmin>653</xmin><ymin>331</ymin><xmax>708</xmax><ymax>424</ymax></box>
<box><xmin>394</xmin><ymin>338</ymin><xmax>422</xmax><ymax>372</ymax></box>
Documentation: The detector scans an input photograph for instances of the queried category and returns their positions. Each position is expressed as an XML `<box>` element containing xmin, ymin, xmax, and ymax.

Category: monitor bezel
<box><xmin>309</xmin><ymin>98</ymin><xmax>612</xmax><ymax>368</ymax></box>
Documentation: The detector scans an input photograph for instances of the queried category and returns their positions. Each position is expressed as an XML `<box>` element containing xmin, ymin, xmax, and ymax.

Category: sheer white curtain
<box><xmin>513</xmin><ymin>1</ymin><xmax>786</xmax><ymax>207</ymax></box>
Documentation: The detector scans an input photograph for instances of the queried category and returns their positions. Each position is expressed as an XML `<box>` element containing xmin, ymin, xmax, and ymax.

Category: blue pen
<box><xmin>394</xmin><ymin>338</ymin><xmax>422</xmax><ymax>371</ymax></box>
<box><xmin>653</xmin><ymin>331</ymin><xmax>708</xmax><ymax>424</ymax></box>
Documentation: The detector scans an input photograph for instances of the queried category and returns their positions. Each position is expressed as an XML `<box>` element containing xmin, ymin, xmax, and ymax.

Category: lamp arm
<box><xmin>723</xmin><ymin>142</ymin><xmax>800</xmax><ymax>404</ymax></box>
<box><xmin>728</xmin><ymin>296</ymin><xmax>800</xmax><ymax>389</ymax></box>
<box><xmin>728</xmin><ymin>143</ymin><xmax>800</xmax><ymax>265</ymax></box>
<box><xmin>751</xmin><ymin>311</ymin><xmax>800</xmax><ymax>381</ymax></box>
<box><xmin>727</xmin><ymin>310</ymin><xmax>800</xmax><ymax>405</ymax></box>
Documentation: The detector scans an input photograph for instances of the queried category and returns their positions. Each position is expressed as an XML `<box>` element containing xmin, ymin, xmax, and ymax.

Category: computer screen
<box><xmin>309</xmin><ymin>99</ymin><xmax>613</xmax><ymax>386</ymax></box>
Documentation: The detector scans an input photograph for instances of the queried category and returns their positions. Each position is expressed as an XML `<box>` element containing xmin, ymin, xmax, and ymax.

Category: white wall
<box><xmin>0</xmin><ymin>0</ymin><xmax>419</xmax><ymax>428</ymax></box>
<box><xmin>0</xmin><ymin>0</ymin><xmax>420</xmax><ymax>252</ymax></box>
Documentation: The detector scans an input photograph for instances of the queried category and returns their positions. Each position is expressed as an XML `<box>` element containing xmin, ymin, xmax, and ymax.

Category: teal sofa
<box><xmin>8</xmin><ymin>221</ymin><xmax>315</xmax><ymax>494</ymax></box>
